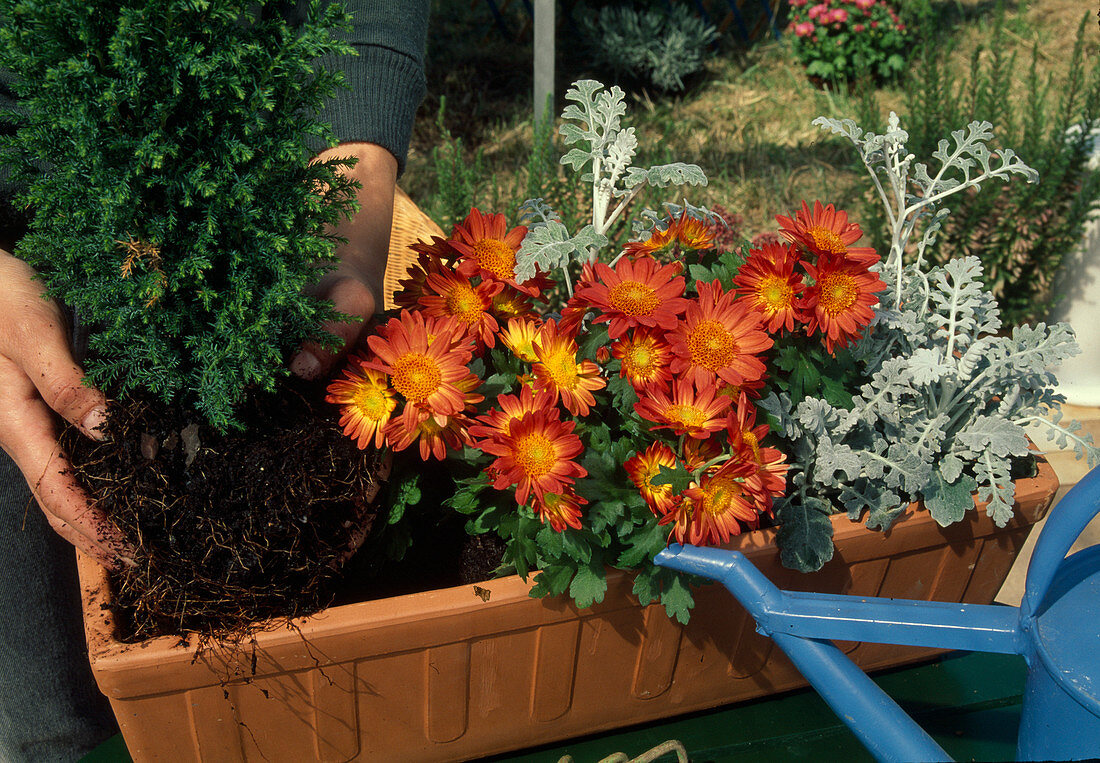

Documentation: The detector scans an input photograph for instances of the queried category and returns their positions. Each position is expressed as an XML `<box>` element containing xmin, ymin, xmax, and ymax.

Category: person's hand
<box><xmin>290</xmin><ymin>141</ymin><xmax>398</xmax><ymax>380</ymax></box>
<box><xmin>0</xmin><ymin>250</ymin><xmax>135</xmax><ymax>569</ymax></box>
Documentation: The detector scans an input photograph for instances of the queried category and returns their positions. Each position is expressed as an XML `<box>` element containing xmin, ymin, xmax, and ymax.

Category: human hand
<box><xmin>290</xmin><ymin>141</ymin><xmax>398</xmax><ymax>380</ymax></box>
<box><xmin>0</xmin><ymin>250</ymin><xmax>135</xmax><ymax>569</ymax></box>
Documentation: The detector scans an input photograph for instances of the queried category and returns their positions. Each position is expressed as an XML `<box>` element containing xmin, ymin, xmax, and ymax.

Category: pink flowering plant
<box><xmin>786</xmin><ymin>0</ymin><xmax>910</xmax><ymax>83</ymax></box>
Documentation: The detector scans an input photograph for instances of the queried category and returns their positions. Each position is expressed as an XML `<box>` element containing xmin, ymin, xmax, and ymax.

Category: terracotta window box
<box><xmin>78</xmin><ymin>457</ymin><xmax>1057</xmax><ymax>762</ymax></box>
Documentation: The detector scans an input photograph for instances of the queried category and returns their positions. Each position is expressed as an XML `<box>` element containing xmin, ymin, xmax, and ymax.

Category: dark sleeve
<box><xmin>316</xmin><ymin>0</ymin><xmax>430</xmax><ymax>176</ymax></box>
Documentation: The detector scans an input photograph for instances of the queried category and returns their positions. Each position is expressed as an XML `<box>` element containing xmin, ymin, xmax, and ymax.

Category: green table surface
<box><xmin>81</xmin><ymin>651</ymin><xmax>1026</xmax><ymax>763</ymax></box>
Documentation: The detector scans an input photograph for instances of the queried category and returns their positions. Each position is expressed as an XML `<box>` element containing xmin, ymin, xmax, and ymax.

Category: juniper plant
<box><xmin>0</xmin><ymin>0</ymin><xmax>359</xmax><ymax>430</ymax></box>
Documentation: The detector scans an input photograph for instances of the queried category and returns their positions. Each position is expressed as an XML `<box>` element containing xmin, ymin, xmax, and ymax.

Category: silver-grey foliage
<box><xmin>765</xmin><ymin>114</ymin><xmax>1098</xmax><ymax>572</ymax></box>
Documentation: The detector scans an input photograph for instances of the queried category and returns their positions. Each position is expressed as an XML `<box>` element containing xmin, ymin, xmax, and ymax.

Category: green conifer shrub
<box><xmin>0</xmin><ymin>0</ymin><xmax>359</xmax><ymax>430</ymax></box>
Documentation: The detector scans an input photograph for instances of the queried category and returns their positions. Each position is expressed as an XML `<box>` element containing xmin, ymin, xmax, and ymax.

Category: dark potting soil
<box><xmin>63</xmin><ymin>377</ymin><xmax>391</xmax><ymax>642</ymax></box>
<box><xmin>63</xmin><ymin>376</ymin><xmax>508</xmax><ymax>642</ymax></box>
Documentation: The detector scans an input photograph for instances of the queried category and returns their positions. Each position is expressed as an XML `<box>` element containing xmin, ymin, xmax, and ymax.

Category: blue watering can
<box><xmin>654</xmin><ymin>464</ymin><xmax>1100</xmax><ymax>762</ymax></box>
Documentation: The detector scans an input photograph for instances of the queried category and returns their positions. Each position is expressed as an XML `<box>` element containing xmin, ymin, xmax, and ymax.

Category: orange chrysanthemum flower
<box><xmin>533</xmin><ymin>489</ymin><xmax>587</xmax><ymax>532</ymax></box>
<box><xmin>733</xmin><ymin>241</ymin><xmax>806</xmax><ymax>333</ymax></box>
<box><xmin>491</xmin><ymin>286</ymin><xmax>538</xmax><ymax>321</ymax></box>
<box><xmin>624</xmin><ymin>441</ymin><xmax>678</xmax><ymax>515</ymax></box>
<box><xmin>801</xmin><ymin>253</ymin><xmax>887</xmax><ymax>353</ymax></box>
<box><xmin>682</xmin><ymin>459</ymin><xmax>761</xmax><ymax>545</ymax></box>
<box><xmin>532</xmin><ymin>320</ymin><xmax>607</xmax><ymax>416</ymax></box>
<box><xmin>364</xmin><ymin>311</ymin><xmax>474</xmax><ymax>429</ymax></box>
<box><xmin>479</xmin><ymin>410</ymin><xmax>587</xmax><ymax>506</ymax></box>
<box><xmin>622</xmin><ymin>212</ymin><xmax>716</xmax><ymax>260</ymax></box>
<box><xmin>725</xmin><ymin>393</ymin><xmax>788</xmax><ymax>500</ymax></box>
<box><xmin>393</xmin><ymin>249</ymin><xmax>453</xmax><ymax>310</ymax></box>
<box><xmin>418</xmin><ymin>267</ymin><xmax>503</xmax><ymax>348</ymax></box>
<box><xmin>574</xmin><ymin>256</ymin><xmax>688</xmax><ymax>340</ymax></box>
<box><xmin>385</xmin><ymin>409</ymin><xmax>476</xmax><ymax>461</ymax></box>
<box><xmin>680</xmin><ymin>435</ymin><xmax>722</xmax><ymax>473</ymax></box>
<box><xmin>448</xmin><ymin>208</ymin><xmax>537</xmax><ymax>294</ymax></box>
<box><xmin>776</xmin><ymin>200</ymin><xmax>879</xmax><ymax>266</ymax></box>
<box><xmin>611</xmin><ymin>329</ymin><xmax>673</xmax><ymax>391</ymax></box>
<box><xmin>634</xmin><ymin>378</ymin><xmax>732</xmax><ymax>440</ymax></box>
<box><xmin>469</xmin><ymin>384</ymin><xmax>547</xmax><ymax>443</ymax></box>
<box><xmin>668</xmin><ymin>281</ymin><xmax>773</xmax><ymax>388</ymax></box>
<box><xmin>500</xmin><ymin>317</ymin><xmax>542</xmax><ymax>363</ymax></box>
<box><xmin>326</xmin><ymin>363</ymin><xmax>397</xmax><ymax>450</ymax></box>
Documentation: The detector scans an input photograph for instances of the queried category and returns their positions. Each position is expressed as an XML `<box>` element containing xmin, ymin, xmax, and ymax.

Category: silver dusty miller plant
<box><xmin>761</xmin><ymin>113</ymin><xmax>1100</xmax><ymax>572</ymax></box>
<box><xmin>514</xmin><ymin>79</ymin><xmax>707</xmax><ymax>290</ymax></box>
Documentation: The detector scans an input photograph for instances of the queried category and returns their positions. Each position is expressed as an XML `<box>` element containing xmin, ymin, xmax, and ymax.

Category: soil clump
<box><xmin>63</xmin><ymin>378</ymin><xmax>387</xmax><ymax>642</ymax></box>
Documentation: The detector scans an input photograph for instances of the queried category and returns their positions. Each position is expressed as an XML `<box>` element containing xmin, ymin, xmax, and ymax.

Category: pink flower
<box><xmin>790</xmin><ymin>0</ymin><xmax>808</xmax><ymax>6</ymax></box>
<box><xmin>794</xmin><ymin>21</ymin><xmax>815</xmax><ymax>37</ymax></box>
<box><xmin>855</xmin><ymin>0</ymin><xmax>875</xmax><ymax>8</ymax></box>
<box><xmin>871</xmin><ymin>20</ymin><xmax>879</xmax><ymax>28</ymax></box>
<box><xmin>831</xmin><ymin>8</ymin><xmax>848</xmax><ymax>23</ymax></box>
<box><xmin>853</xmin><ymin>23</ymin><xmax>865</xmax><ymax>32</ymax></box>
<box><xmin>808</xmin><ymin>3</ymin><xmax>828</xmax><ymax>20</ymax></box>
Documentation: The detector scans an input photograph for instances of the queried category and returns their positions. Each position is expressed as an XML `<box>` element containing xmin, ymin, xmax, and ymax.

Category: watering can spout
<box><xmin>655</xmin><ymin>545</ymin><xmax>784</xmax><ymax>622</ymax></box>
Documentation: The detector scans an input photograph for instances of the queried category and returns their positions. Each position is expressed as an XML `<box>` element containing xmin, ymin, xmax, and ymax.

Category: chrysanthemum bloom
<box><xmin>574</xmin><ymin>256</ymin><xmax>688</xmax><ymax>340</ymax></box>
<box><xmin>447</xmin><ymin>208</ymin><xmax>537</xmax><ymax>294</ymax></box>
<box><xmin>500</xmin><ymin>317</ymin><xmax>542</xmax><ymax>364</ymax></box>
<box><xmin>682</xmin><ymin>459</ymin><xmax>762</xmax><ymax>545</ymax></box>
<box><xmin>622</xmin><ymin>213</ymin><xmax>716</xmax><ymax>261</ymax></box>
<box><xmin>364</xmin><ymin>310</ymin><xmax>474</xmax><ymax>429</ymax></box>
<box><xmin>776</xmin><ymin>200</ymin><xmax>879</xmax><ymax>266</ymax></box>
<box><xmin>801</xmin><ymin>253</ymin><xmax>887</xmax><ymax>353</ymax></box>
<box><xmin>611</xmin><ymin>328</ymin><xmax>673</xmax><ymax>391</ymax></box>
<box><xmin>725</xmin><ymin>393</ymin><xmax>788</xmax><ymax>499</ymax></box>
<box><xmin>733</xmin><ymin>241</ymin><xmax>807</xmax><ymax>333</ymax></box>
<box><xmin>386</xmin><ymin>409</ymin><xmax>476</xmax><ymax>461</ymax></box>
<box><xmin>533</xmin><ymin>489</ymin><xmax>587</xmax><ymax>532</ymax></box>
<box><xmin>392</xmin><ymin>249</ymin><xmax>453</xmax><ymax>310</ymax></box>
<box><xmin>532</xmin><ymin>319</ymin><xmax>606</xmax><ymax>416</ymax></box>
<box><xmin>680</xmin><ymin>434</ymin><xmax>722</xmax><ymax>473</ymax></box>
<box><xmin>468</xmin><ymin>384</ymin><xmax>548</xmax><ymax>443</ymax></box>
<box><xmin>668</xmin><ymin>280</ymin><xmax>772</xmax><ymax>388</ymax></box>
<box><xmin>479</xmin><ymin>410</ymin><xmax>587</xmax><ymax>506</ymax></box>
<box><xmin>634</xmin><ymin>378</ymin><xmax>732</xmax><ymax>440</ymax></box>
<box><xmin>326</xmin><ymin>363</ymin><xmax>397</xmax><ymax>449</ymax></box>
<box><xmin>656</xmin><ymin>496</ymin><xmax>695</xmax><ymax>545</ymax></box>
<box><xmin>491</xmin><ymin>286</ymin><xmax>537</xmax><ymax>321</ymax></box>
<box><xmin>418</xmin><ymin>267</ymin><xmax>503</xmax><ymax>349</ymax></box>
<box><xmin>624</xmin><ymin>441</ymin><xmax>678</xmax><ymax>515</ymax></box>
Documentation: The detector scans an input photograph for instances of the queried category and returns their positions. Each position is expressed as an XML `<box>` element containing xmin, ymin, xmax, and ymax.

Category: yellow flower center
<box><xmin>444</xmin><ymin>282</ymin><xmax>484</xmax><ymax>325</ymax></box>
<box><xmin>742</xmin><ymin>430</ymin><xmax>761</xmax><ymax>461</ymax></box>
<box><xmin>391</xmin><ymin>353</ymin><xmax>443</xmax><ymax>403</ymax></box>
<box><xmin>687</xmin><ymin>320</ymin><xmax>737</xmax><ymax>370</ymax></box>
<box><xmin>542</xmin><ymin>348</ymin><xmax>580</xmax><ymax>391</ymax></box>
<box><xmin>818</xmin><ymin>273</ymin><xmax>858</xmax><ymax>315</ymax></box>
<box><xmin>624</xmin><ymin>342</ymin><xmax>656</xmax><ymax>377</ymax></box>
<box><xmin>473</xmin><ymin>238</ymin><xmax>517</xmax><ymax>280</ymax></box>
<box><xmin>757</xmin><ymin>276</ymin><xmax>793</xmax><ymax>313</ymax></box>
<box><xmin>514</xmin><ymin>432</ymin><xmax>557</xmax><ymax>479</ymax></box>
<box><xmin>352</xmin><ymin>384</ymin><xmax>391</xmax><ymax>421</ymax></box>
<box><xmin>808</xmin><ymin>225</ymin><xmax>847</xmax><ymax>257</ymax></box>
<box><xmin>702</xmin><ymin>477</ymin><xmax>744</xmax><ymax>517</ymax></box>
<box><xmin>608</xmin><ymin>281</ymin><xmax>660</xmax><ymax>316</ymax></box>
<box><xmin>666</xmin><ymin>403</ymin><xmax>708</xmax><ymax>430</ymax></box>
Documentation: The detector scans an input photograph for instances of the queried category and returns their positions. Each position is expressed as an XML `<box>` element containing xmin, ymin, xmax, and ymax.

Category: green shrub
<box><xmin>578</xmin><ymin>2</ymin><xmax>718</xmax><ymax>92</ymax></box>
<box><xmin>885</xmin><ymin>7</ymin><xmax>1100</xmax><ymax>325</ymax></box>
<box><xmin>0</xmin><ymin>0</ymin><xmax>358</xmax><ymax>430</ymax></box>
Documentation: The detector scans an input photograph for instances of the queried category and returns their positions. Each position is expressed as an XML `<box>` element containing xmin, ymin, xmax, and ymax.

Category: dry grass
<box><xmin>404</xmin><ymin>0</ymin><xmax>1098</xmax><ymax>239</ymax></box>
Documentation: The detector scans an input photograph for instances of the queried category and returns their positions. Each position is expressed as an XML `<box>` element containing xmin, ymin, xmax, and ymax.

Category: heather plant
<box><xmin>578</xmin><ymin>3</ymin><xmax>718</xmax><ymax>92</ymax></box>
<box><xmin>786</xmin><ymin>0</ymin><xmax>910</xmax><ymax>84</ymax></box>
<box><xmin>886</xmin><ymin>8</ymin><xmax>1100</xmax><ymax>326</ymax></box>
<box><xmin>0</xmin><ymin>0</ymin><xmax>358</xmax><ymax>430</ymax></box>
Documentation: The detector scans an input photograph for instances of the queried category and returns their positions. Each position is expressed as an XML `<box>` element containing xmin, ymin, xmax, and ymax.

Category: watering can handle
<box><xmin>1022</xmin><ymin>463</ymin><xmax>1100</xmax><ymax>619</ymax></box>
